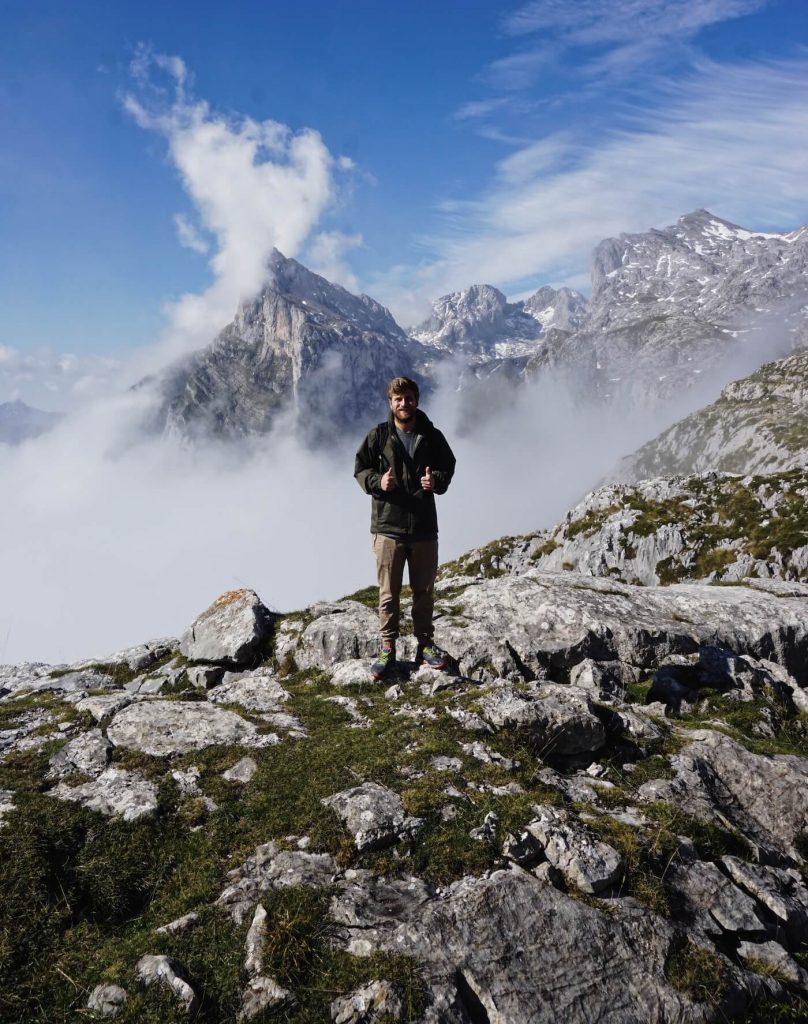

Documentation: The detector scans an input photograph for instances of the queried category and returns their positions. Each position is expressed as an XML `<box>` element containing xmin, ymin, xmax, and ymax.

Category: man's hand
<box><xmin>381</xmin><ymin>467</ymin><xmax>396</xmax><ymax>492</ymax></box>
<box><xmin>421</xmin><ymin>466</ymin><xmax>434</xmax><ymax>492</ymax></box>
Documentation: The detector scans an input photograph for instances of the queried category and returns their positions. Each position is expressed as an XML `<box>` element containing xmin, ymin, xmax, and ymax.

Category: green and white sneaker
<box><xmin>416</xmin><ymin>643</ymin><xmax>449</xmax><ymax>670</ymax></box>
<box><xmin>371</xmin><ymin>643</ymin><xmax>396</xmax><ymax>680</ymax></box>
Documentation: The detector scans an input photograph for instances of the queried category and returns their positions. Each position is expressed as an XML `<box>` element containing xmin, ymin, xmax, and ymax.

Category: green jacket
<box><xmin>354</xmin><ymin>410</ymin><xmax>456</xmax><ymax>537</ymax></box>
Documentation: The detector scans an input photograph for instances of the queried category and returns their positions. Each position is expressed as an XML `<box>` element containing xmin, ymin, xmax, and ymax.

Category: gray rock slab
<box><xmin>638</xmin><ymin>728</ymin><xmax>808</xmax><ymax>861</ymax></box>
<box><xmin>136</xmin><ymin>954</ymin><xmax>198</xmax><ymax>1014</ymax></box>
<box><xmin>666</xmin><ymin>860</ymin><xmax>768</xmax><ymax>936</ymax></box>
<box><xmin>47</xmin><ymin>728</ymin><xmax>111</xmax><ymax>779</ymax></box>
<box><xmin>322</xmin><ymin>782</ymin><xmax>423</xmax><ymax>852</ymax></box>
<box><xmin>74</xmin><ymin>692</ymin><xmax>134</xmax><ymax>722</ymax></box>
<box><xmin>478</xmin><ymin>685</ymin><xmax>605</xmax><ymax>756</ymax></box>
<box><xmin>78</xmin><ymin>638</ymin><xmax>177</xmax><ymax>673</ymax></box>
<box><xmin>737</xmin><ymin>940</ymin><xmax>808</xmax><ymax>991</ymax></box>
<box><xmin>722</xmin><ymin>856</ymin><xmax>808</xmax><ymax>943</ymax></box>
<box><xmin>430</xmin><ymin>571</ymin><xmax>808</xmax><ymax>684</ymax></box>
<box><xmin>331</xmin><ymin>980</ymin><xmax>403</xmax><ymax>1024</ymax></box>
<box><xmin>107</xmin><ymin>700</ymin><xmax>278</xmax><ymax>756</ymax></box>
<box><xmin>208</xmin><ymin>668</ymin><xmax>290</xmax><ymax>711</ymax></box>
<box><xmin>87</xmin><ymin>982</ymin><xmax>128</xmax><ymax>1017</ymax></box>
<box><xmin>217</xmin><ymin>841</ymin><xmax>339</xmax><ymax>924</ymax></box>
<box><xmin>526</xmin><ymin>805</ymin><xmax>624</xmax><ymax>893</ymax></box>
<box><xmin>245</xmin><ymin>904</ymin><xmax>267</xmax><ymax>976</ymax></box>
<box><xmin>223</xmin><ymin>756</ymin><xmax>259</xmax><ymax>784</ymax></box>
<box><xmin>296</xmin><ymin>602</ymin><xmax>380</xmax><ymax>670</ymax></box>
<box><xmin>330</xmin><ymin>659</ymin><xmax>374</xmax><ymax>687</ymax></box>
<box><xmin>186</xmin><ymin>664</ymin><xmax>225</xmax><ymax>689</ymax></box>
<box><xmin>180</xmin><ymin>589</ymin><xmax>274</xmax><ymax>666</ymax></box>
<box><xmin>331</xmin><ymin>867</ymin><xmax>710</xmax><ymax>1023</ymax></box>
<box><xmin>50</xmin><ymin>767</ymin><xmax>159</xmax><ymax>821</ymax></box>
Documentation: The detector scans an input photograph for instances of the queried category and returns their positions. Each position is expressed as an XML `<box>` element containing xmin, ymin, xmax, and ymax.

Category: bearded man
<box><xmin>354</xmin><ymin>376</ymin><xmax>456</xmax><ymax>679</ymax></box>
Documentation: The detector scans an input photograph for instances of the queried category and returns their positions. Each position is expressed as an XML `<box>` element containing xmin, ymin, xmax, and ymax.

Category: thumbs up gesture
<box><xmin>421</xmin><ymin>465</ymin><xmax>434</xmax><ymax>492</ymax></box>
<box><xmin>381</xmin><ymin>467</ymin><xmax>396</xmax><ymax>492</ymax></box>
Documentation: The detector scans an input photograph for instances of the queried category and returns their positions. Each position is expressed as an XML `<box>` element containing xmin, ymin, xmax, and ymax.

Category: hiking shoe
<box><xmin>417</xmin><ymin>643</ymin><xmax>449</xmax><ymax>670</ymax></box>
<box><xmin>371</xmin><ymin>644</ymin><xmax>396</xmax><ymax>680</ymax></box>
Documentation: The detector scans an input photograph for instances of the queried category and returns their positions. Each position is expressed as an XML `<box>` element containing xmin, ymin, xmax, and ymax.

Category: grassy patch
<box><xmin>665</xmin><ymin>939</ymin><xmax>730</xmax><ymax>1007</ymax></box>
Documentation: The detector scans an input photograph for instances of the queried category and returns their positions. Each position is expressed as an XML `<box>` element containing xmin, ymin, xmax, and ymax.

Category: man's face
<box><xmin>390</xmin><ymin>388</ymin><xmax>417</xmax><ymax>425</ymax></box>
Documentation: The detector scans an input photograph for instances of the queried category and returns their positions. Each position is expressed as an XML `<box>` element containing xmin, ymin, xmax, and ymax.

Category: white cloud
<box><xmin>484</xmin><ymin>46</ymin><xmax>556</xmax><ymax>90</ymax></box>
<box><xmin>0</xmin><ymin>345</ymin><xmax>122</xmax><ymax>410</ymax></box>
<box><xmin>122</xmin><ymin>47</ymin><xmax>346</xmax><ymax>377</ymax></box>
<box><xmin>174</xmin><ymin>212</ymin><xmax>210</xmax><ymax>254</ymax></box>
<box><xmin>304</xmin><ymin>231</ymin><xmax>364</xmax><ymax>292</ymax></box>
<box><xmin>373</xmin><ymin>57</ymin><xmax>808</xmax><ymax>318</ymax></box>
<box><xmin>454</xmin><ymin>98</ymin><xmax>511</xmax><ymax>121</ymax></box>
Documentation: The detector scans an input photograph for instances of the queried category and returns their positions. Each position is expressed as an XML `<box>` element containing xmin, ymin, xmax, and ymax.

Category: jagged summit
<box><xmin>411</xmin><ymin>281</ymin><xmax>587</xmax><ymax>359</ymax></box>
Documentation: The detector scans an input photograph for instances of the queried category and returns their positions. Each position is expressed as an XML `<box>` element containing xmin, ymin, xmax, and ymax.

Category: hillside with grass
<box><xmin>3</xmin><ymin>565</ymin><xmax>808</xmax><ymax>1022</ymax></box>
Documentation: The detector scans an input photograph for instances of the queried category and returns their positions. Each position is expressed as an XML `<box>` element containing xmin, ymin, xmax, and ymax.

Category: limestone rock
<box><xmin>331</xmin><ymin>867</ymin><xmax>709</xmax><ymax>1022</ymax></box>
<box><xmin>186</xmin><ymin>664</ymin><xmax>225</xmax><ymax>689</ymax></box>
<box><xmin>665</xmin><ymin>860</ymin><xmax>767</xmax><ymax>936</ymax></box>
<box><xmin>107</xmin><ymin>700</ymin><xmax>278</xmax><ymax>756</ymax></box>
<box><xmin>478</xmin><ymin>685</ymin><xmax>605</xmax><ymax>756</ymax></box>
<box><xmin>244</xmin><ymin>904</ymin><xmax>267</xmax><ymax>976</ymax></box>
<box><xmin>179</xmin><ymin>589</ymin><xmax>274</xmax><ymax>666</ymax></box>
<box><xmin>223</xmin><ymin>756</ymin><xmax>258</xmax><ymax>784</ymax></box>
<box><xmin>322</xmin><ymin>782</ymin><xmax>423</xmax><ymax>852</ymax></box>
<box><xmin>638</xmin><ymin>729</ymin><xmax>808</xmax><ymax>861</ymax></box>
<box><xmin>738</xmin><ymin>940</ymin><xmax>808</xmax><ymax>992</ymax></box>
<box><xmin>156</xmin><ymin>911</ymin><xmax>200</xmax><ymax>935</ymax></box>
<box><xmin>74</xmin><ymin>692</ymin><xmax>134</xmax><ymax>722</ymax></box>
<box><xmin>331</xmin><ymin>980</ymin><xmax>403</xmax><ymax>1024</ymax></box>
<box><xmin>722</xmin><ymin>856</ymin><xmax>808</xmax><ymax>943</ymax></box>
<box><xmin>330</xmin><ymin>659</ymin><xmax>374</xmax><ymax>687</ymax></box>
<box><xmin>86</xmin><ymin>982</ymin><xmax>128</xmax><ymax>1018</ymax></box>
<box><xmin>296</xmin><ymin>602</ymin><xmax>380</xmax><ymax>670</ymax></box>
<box><xmin>526</xmin><ymin>806</ymin><xmax>624</xmax><ymax>893</ymax></box>
<box><xmin>217</xmin><ymin>841</ymin><xmax>339</xmax><ymax>924</ymax></box>
<box><xmin>47</xmin><ymin>729</ymin><xmax>111</xmax><ymax>779</ymax></box>
<box><xmin>238</xmin><ymin>975</ymin><xmax>291</xmax><ymax>1020</ymax></box>
<box><xmin>50</xmin><ymin>768</ymin><xmax>158</xmax><ymax>821</ymax></box>
<box><xmin>208</xmin><ymin>668</ymin><xmax>290</xmax><ymax>711</ymax></box>
<box><xmin>135</xmin><ymin>954</ymin><xmax>198</xmax><ymax>1014</ymax></box>
<box><xmin>0</xmin><ymin>788</ymin><xmax>14</xmax><ymax>827</ymax></box>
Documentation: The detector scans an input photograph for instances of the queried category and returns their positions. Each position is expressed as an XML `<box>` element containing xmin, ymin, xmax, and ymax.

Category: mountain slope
<box><xmin>0</xmin><ymin>400</ymin><xmax>62</xmax><ymax>444</ymax></box>
<box><xmin>527</xmin><ymin>209</ymin><xmax>808</xmax><ymax>407</ymax></box>
<box><xmin>614</xmin><ymin>347</ymin><xmax>808</xmax><ymax>481</ymax></box>
<box><xmin>157</xmin><ymin>251</ymin><xmax>428</xmax><ymax>440</ymax></box>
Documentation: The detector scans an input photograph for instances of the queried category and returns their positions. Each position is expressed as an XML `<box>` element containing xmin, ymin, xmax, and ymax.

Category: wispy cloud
<box><xmin>375</xmin><ymin>56</ymin><xmax>808</xmax><ymax>321</ymax></box>
<box><xmin>122</xmin><ymin>47</ymin><xmax>351</xmax><ymax>375</ymax></box>
<box><xmin>304</xmin><ymin>230</ymin><xmax>364</xmax><ymax>292</ymax></box>
<box><xmin>484</xmin><ymin>45</ymin><xmax>556</xmax><ymax>90</ymax></box>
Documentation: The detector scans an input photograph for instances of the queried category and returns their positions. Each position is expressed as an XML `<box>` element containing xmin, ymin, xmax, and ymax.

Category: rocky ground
<box><xmin>3</xmin><ymin>572</ymin><xmax>808</xmax><ymax>1022</ymax></box>
<box><xmin>455</xmin><ymin>469</ymin><xmax>808</xmax><ymax>588</ymax></box>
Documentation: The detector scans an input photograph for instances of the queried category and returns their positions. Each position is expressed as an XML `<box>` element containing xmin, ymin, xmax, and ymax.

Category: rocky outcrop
<box><xmin>616</xmin><ymin>347</ymin><xmax>808</xmax><ymax>481</ymax></box>
<box><xmin>179</xmin><ymin>588</ymin><xmax>275</xmax><ymax>666</ymax></box>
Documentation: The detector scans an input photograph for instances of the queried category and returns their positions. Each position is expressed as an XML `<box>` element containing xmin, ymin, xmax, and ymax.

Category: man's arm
<box><xmin>354</xmin><ymin>430</ymin><xmax>385</xmax><ymax>497</ymax></box>
<box><xmin>428</xmin><ymin>430</ymin><xmax>456</xmax><ymax>495</ymax></box>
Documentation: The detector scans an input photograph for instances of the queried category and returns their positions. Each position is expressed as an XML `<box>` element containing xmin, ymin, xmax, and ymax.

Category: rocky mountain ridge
<box><xmin>0</xmin><ymin>399</ymin><xmax>62</xmax><ymax>445</ymax></box>
<box><xmin>615</xmin><ymin>344</ymin><xmax>808</xmax><ymax>482</ymax></box>
<box><xmin>4</xmin><ymin>524</ymin><xmax>808</xmax><ymax>1020</ymax></box>
<box><xmin>151</xmin><ymin>209</ymin><xmax>808</xmax><ymax>441</ymax></box>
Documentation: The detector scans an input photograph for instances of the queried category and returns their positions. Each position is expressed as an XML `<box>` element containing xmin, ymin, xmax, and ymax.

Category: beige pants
<box><xmin>373</xmin><ymin>534</ymin><xmax>439</xmax><ymax>645</ymax></box>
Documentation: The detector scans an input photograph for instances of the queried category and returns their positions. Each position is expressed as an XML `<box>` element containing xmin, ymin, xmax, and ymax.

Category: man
<box><xmin>354</xmin><ymin>376</ymin><xmax>456</xmax><ymax>679</ymax></box>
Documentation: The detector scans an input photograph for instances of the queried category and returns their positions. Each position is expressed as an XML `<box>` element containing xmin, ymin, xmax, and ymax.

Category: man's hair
<box><xmin>387</xmin><ymin>376</ymin><xmax>419</xmax><ymax>402</ymax></box>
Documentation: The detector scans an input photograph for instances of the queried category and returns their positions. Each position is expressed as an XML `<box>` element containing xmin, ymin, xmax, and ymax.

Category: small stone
<box><xmin>239</xmin><ymin>976</ymin><xmax>291</xmax><ymax>1020</ymax></box>
<box><xmin>330</xmin><ymin>979</ymin><xmax>403</xmax><ymax>1023</ymax></box>
<box><xmin>430</xmin><ymin>756</ymin><xmax>463</xmax><ymax>773</ymax></box>
<box><xmin>322</xmin><ymin>782</ymin><xmax>423</xmax><ymax>852</ymax></box>
<box><xmin>0</xmin><ymin>789</ymin><xmax>14</xmax><ymax>828</ymax></box>
<box><xmin>223</xmin><ymin>757</ymin><xmax>258</xmax><ymax>784</ymax></box>
<box><xmin>156</xmin><ymin>911</ymin><xmax>200</xmax><ymax>935</ymax></box>
<box><xmin>384</xmin><ymin>684</ymin><xmax>402</xmax><ymax>700</ymax></box>
<box><xmin>330</xmin><ymin>659</ymin><xmax>374</xmax><ymax>687</ymax></box>
<box><xmin>48</xmin><ymin>729</ymin><xmax>112</xmax><ymax>779</ymax></box>
<box><xmin>245</xmin><ymin>904</ymin><xmax>268</xmax><ymax>977</ymax></box>
<box><xmin>187</xmin><ymin>664</ymin><xmax>225</xmax><ymax>689</ymax></box>
<box><xmin>87</xmin><ymin>982</ymin><xmax>128</xmax><ymax>1018</ymax></box>
<box><xmin>136</xmin><ymin>954</ymin><xmax>199</xmax><ymax>1014</ymax></box>
<box><xmin>461</xmin><ymin>741</ymin><xmax>519</xmax><ymax>772</ymax></box>
<box><xmin>171</xmin><ymin>767</ymin><xmax>202</xmax><ymax>795</ymax></box>
<box><xmin>470</xmin><ymin>811</ymin><xmax>499</xmax><ymax>842</ymax></box>
<box><xmin>526</xmin><ymin>806</ymin><xmax>624</xmax><ymax>894</ymax></box>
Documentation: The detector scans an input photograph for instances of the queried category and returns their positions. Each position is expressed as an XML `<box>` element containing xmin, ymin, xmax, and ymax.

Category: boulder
<box><xmin>322</xmin><ymin>782</ymin><xmax>423</xmax><ymax>852</ymax></box>
<box><xmin>107</xmin><ymin>700</ymin><xmax>278</xmax><ymax>756</ymax></box>
<box><xmin>478</xmin><ymin>685</ymin><xmax>605</xmax><ymax>756</ymax></box>
<box><xmin>296</xmin><ymin>602</ymin><xmax>380</xmax><ymax>670</ymax></box>
<box><xmin>239</xmin><ymin>976</ymin><xmax>291</xmax><ymax>1020</ymax></box>
<box><xmin>179</xmin><ymin>589</ymin><xmax>274</xmax><ymax>666</ymax></box>
<box><xmin>47</xmin><ymin>729</ymin><xmax>112</xmax><ymax>779</ymax></box>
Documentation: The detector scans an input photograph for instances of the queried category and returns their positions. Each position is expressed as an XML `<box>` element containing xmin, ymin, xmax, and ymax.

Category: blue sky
<box><xmin>2</xmin><ymin>0</ymin><xmax>808</xmax><ymax>406</ymax></box>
